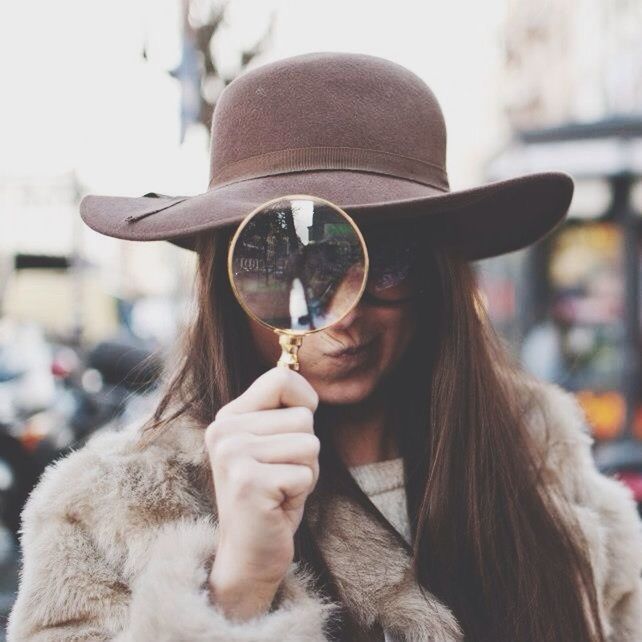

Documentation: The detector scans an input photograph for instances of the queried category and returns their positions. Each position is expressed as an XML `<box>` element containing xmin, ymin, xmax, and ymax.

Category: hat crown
<box><xmin>208</xmin><ymin>52</ymin><xmax>448</xmax><ymax>189</ymax></box>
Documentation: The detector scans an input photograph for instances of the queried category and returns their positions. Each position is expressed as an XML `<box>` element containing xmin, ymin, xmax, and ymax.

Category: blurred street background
<box><xmin>1</xmin><ymin>0</ymin><xmax>642</xmax><ymax>636</ymax></box>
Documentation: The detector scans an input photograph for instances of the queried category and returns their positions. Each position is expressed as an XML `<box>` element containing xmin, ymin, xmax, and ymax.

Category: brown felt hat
<box><xmin>79</xmin><ymin>51</ymin><xmax>574</xmax><ymax>261</ymax></box>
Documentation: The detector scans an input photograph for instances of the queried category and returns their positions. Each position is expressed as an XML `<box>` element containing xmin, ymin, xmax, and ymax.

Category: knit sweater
<box><xmin>348</xmin><ymin>456</ymin><xmax>411</xmax><ymax>545</ymax></box>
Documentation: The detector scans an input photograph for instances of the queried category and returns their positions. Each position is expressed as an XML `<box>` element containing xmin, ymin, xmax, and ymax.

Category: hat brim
<box><xmin>79</xmin><ymin>170</ymin><xmax>573</xmax><ymax>261</ymax></box>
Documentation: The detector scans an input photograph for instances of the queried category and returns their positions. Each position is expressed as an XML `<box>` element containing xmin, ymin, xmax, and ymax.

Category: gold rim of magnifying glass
<box><xmin>226</xmin><ymin>193</ymin><xmax>370</xmax><ymax>336</ymax></box>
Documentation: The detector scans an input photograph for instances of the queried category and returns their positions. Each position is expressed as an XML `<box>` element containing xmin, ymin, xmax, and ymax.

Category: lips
<box><xmin>325</xmin><ymin>337</ymin><xmax>376</xmax><ymax>358</ymax></box>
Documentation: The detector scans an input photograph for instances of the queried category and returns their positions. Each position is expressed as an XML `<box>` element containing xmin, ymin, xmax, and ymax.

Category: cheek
<box><xmin>377</xmin><ymin>308</ymin><xmax>418</xmax><ymax>362</ymax></box>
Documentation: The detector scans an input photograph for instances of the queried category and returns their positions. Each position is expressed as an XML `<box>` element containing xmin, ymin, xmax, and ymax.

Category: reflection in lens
<box><xmin>230</xmin><ymin>197</ymin><xmax>367</xmax><ymax>332</ymax></box>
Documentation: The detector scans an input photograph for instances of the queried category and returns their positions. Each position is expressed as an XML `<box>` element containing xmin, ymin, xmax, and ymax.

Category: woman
<box><xmin>8</xmin><ymin>51</ymin><xmax>642</xmax><ymax>641</ymax></box>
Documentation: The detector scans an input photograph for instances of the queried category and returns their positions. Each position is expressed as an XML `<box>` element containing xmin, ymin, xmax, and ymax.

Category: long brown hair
<box><xmin>136</xmin><ymin>222</ymin><xmax>605</xmax><ymax>642</ymax></box>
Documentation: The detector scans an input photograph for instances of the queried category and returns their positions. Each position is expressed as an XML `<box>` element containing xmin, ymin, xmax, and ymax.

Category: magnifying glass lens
<box><xmin>228</xmin><ymin>195</ymin><xmax>369</xmax><ymax>369</ymax></box>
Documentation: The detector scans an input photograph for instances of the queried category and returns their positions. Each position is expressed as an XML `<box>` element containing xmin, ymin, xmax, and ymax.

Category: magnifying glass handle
<box><xmin>276</xmin><ymin>331</ymin><xmax>303</xmax><ymax>371</ymax></box>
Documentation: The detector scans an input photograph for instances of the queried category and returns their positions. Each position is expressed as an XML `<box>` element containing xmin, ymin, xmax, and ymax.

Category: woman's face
<box><xmin>247</xmin><ymin>271</ymin><xmax>421</xmax><ymax>405</ymax></box>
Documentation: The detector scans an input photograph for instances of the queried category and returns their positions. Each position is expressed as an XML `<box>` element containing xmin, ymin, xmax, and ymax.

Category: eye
<box><xmin>365</xmin><ymin>238</ymin><xmax>418</xmax><ymax>289</ymax></box>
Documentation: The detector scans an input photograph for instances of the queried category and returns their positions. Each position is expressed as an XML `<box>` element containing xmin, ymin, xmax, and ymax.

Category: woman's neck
<box><xmin>327</xmin><ymin>385</ymin><xmax>400</xmax><ymax>467</ymax></box>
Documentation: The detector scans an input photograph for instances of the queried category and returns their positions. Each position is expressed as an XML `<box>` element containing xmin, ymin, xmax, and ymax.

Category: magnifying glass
<box><xmin>227</xmin><ymin>195</ymin><xmax>369</xmax><ymax>371</ymax></box>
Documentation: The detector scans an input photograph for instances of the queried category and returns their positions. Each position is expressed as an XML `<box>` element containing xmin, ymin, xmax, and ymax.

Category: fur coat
<box><xmin>6</xmin><ymin>376</ymin><xmax>642</xmax><ymax>641</ymax></box>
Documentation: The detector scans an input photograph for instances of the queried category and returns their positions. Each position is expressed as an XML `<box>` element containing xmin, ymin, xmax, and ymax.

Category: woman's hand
<box><xmin>204</xmin><ymin>366</ymin><xmax>321</xmax><ymax>621</ymax></box>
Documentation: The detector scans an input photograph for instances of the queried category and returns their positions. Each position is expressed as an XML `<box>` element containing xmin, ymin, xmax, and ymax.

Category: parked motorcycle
<box><xmin>0</xmin><ymin>318</ymin><xmax>62</xmax><ymax>543</ymax></box>
<box><xmin>0</xmin><ymin>326</ymin><xmax>163</xmax><ymax>543</ymax></box>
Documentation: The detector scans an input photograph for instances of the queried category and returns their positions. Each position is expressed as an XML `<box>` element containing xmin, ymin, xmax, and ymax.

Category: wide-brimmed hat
<box><xmin>79</xmin><ymin>51</ymin><xmax>573</xmax><ymax>261</ymax></box>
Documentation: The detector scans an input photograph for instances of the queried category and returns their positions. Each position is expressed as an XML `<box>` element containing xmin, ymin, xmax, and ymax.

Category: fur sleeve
<box><xmin>6</xmin><ymin>437</ymin><xmax>340</xmax><ymax>641</ymax></box>
<box><xmin>529</xmin><ymin>379</ymin><xmax>642</xmax><ymax>641</ymax></box>
<box><xmin>111</xmin><ymin>516</ymin><xmax>339</xmax><ymax>642</ymax></box>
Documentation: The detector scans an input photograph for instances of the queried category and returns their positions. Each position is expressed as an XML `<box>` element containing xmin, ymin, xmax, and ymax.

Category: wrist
<box><xmin>208</xmin><ymin>559</ymin><xmax>282</xmax><ymax>622</ymax></box>
<box><xmin>214</xmin><ymin>535</ymin><xmax>293</xmax><ymax>587</ymax></box>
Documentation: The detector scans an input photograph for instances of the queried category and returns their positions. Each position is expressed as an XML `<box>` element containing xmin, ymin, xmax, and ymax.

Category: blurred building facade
<box><xmin>502</xmin><ymin>0</ymin><xmax>642</xmax><ymax>128</ymax></box>
<box><xmin>477</xmin><ymin>0</ymin><xmax>642</xmax><ymax>442</ymax></box>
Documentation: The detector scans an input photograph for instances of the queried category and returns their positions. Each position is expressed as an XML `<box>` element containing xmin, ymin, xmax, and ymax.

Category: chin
<box><xmin>308</xmin><ymin>371</ymin><xmax>378</xmax><ymax>405</ymax></box>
